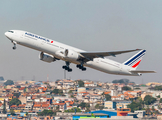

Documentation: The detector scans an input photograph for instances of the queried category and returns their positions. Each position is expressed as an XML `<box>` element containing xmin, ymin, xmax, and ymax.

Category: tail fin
<box><xmin>123</xmin><ymin>50</ymin><xmax>146</xmax><ymax>69</ymax></box>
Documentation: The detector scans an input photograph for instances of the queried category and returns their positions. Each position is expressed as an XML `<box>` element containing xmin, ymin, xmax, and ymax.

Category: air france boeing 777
<box><xmin>5</xmin><ymin>30</ymin><xmax>155</xmax><ymax>76</ymax></box>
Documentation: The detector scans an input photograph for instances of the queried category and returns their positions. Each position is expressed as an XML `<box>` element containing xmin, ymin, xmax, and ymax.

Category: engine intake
<box><xmin>39</xmin><ymin>52</ymin><xmax>55</xmax><ymax>63</ymax></box>
<box><xmin>64</xmin><ymin>49</ymin><xmax>80</xmax><ymax>60</ymax></box>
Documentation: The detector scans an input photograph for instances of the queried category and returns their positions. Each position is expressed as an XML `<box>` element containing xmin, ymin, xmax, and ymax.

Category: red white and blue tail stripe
<box><xmin>123</xmin><ymin>50</ymin><xmax>146</xmax><ymax>69</ymax></box>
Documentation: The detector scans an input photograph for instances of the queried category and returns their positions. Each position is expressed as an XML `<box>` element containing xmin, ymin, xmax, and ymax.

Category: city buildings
<box><xmin>0</xmin><ymin>78</ymin><xmax>160</xmax><ymax>119</ymax></box>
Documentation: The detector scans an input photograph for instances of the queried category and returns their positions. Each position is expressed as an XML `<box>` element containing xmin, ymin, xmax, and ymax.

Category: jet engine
<box><xmin>64</xmin><ymin>49</ymin><xmax>80</xmax><ymax>60</ymax></box>
<box><xmin>39</xmin><ymin>52</ymin><xmax>56</xmax><ymax>63</ymax></box>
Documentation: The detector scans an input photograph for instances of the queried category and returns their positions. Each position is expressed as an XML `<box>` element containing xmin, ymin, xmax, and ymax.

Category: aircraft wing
<box><xmin>130</xmin><ymin>70</ymin><xmax>156</xmax><ymax>73</ymax></box>
<box><xmin>79</xmin><ymin>49</ymin><xmax>141</xmax><ymax>60</ymax></box>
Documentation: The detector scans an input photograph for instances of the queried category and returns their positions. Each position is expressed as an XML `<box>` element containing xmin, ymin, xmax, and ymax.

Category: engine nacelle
<box><xmin>64</xmin><ymin>49</ymin><xmax>80</xmax><ymax>60</ymax></box>
<box><xmin>39</xmin><ymin>52</ymin><xmax>55</xmax><ymax>63</ymax></box>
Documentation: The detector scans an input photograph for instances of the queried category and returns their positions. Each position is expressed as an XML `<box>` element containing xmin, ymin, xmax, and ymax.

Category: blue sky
<box><xmin>0</xmin><ymin>0</ymin><xmax>160</xmax><ymax>83</ymax></box>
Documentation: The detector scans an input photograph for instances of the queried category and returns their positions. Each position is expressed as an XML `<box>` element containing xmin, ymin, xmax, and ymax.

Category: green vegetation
<box><xmin>134</xmin><ymin>87</ymin><xmax>140</xmax><ymax>90</ymax></box>
<box><xmin>158</xmin><ymin>105</ymin><xmax>161</xmax><ymax>109</ymax></box>
<box><xmin>51</xmin><ymin>89</ymin><xmax>63</xmax><ymax>95</ymax></box>
<box><xmin>9</xmin><ymin>98</ymin><xmax>21</xmax><ymax>106</ymax></box>
<box><xmin>13</xmin><ymin>93</ymin><xmax>20</xmax><ymax>98</ymax></box>
<box><xmin>71</xmin><ymin>95</ymin><xmax>74</xmax><ymax>98</ymax></box>
<box><xmin>78</xmin><ymin>102</ymin><xmax>90</xmax><ymax>109</ymax></box>
<box><xmin>68</xmin><ymin>90</ymin><xmax>73</xmax><ymax>94</ymax></box>
<box><xmin>122</xmin><ymin>86</ymin><xmax>131</xmax><ymax>91</ymax></box>
<box><xmin>126</xmin><ymin>95</ymin><xmax>157</xmax><ymax>112</ymax></box>
<box><xmin>146</xmin><ymin>105</ymin><xmax>151</xmax><ymax>115</ymax></box>
<box><xmin>25</xmin><ymin>112</ymin><xmax>28</xmax><ymax>116</ymax></box>
<box><xmin>160</xmin><ymin>98</ymin><xmax>162</xmax><ymax>103</ymax></box>
<box><xmin>157</xmin><ymin>95</ymin><xmax>160</xmax><ymax>98</ymax></box>
<box><xmin>105</xmin><ymin>94</ymin><xmax>111</xmax><ymax>101</ymax></box>
<box><xmin>144</xmin><ymin>95</ymin><xmax>156</xmax><ymax>105</ymax></box>
<box><xmin>152</xmin><ymin>106</ymin><xmax>155</xmax><ymax>112</ymax></box>
<box><xmin>38</xmin><ymin>109</ymin><xmax>56</xmax><ymax>116</ymax></box>
<box><xmin>4</xmin><ymin>80</ymin><xmax>14</xmax><ymax>86</ymax></box>
<box><xmin>2</xmin><ymin>99</ymin><xmax>6</xmax><ymax>114</ymax></box>
<box><xmin>10</xmin><ymin>108</ymin><xmax>15</xmax><ymax>115</ymax></box>
<box><xmin>95</xmin><ymin>104</ymin><xmax>104</xmax><ymax>110</ymax></box>
<box><xmin>127</xmin><ymin>101</ymin><xmax>144</xmax><ymax>112</ymax></box>
<box><xmin>112</xmin><ymin>79</ymin><xmax>129</xmax><ymax>84</ymax></box>
<box><xmin>154</xmin><ymin>85</ymin><xmax>162</xmax><ymax>90</ymax></box>
<box><xmin>85</xmin><ymin>108</ymin><xmax>90</xmax><ymax>112</ymax></box>
<box><xmin>78</xmin><ymin>80</ymin><xmax>84</xmax><ymax>87</ymax></box>
<box><xmin>25</xmin><ymin>81</ymin><xmax>28</xmax><ymax>84</ymax></box>
<box><xmin>64</xmin><ymin>107</ymin><xmax>81</xmax><ymax>112</ymax></box>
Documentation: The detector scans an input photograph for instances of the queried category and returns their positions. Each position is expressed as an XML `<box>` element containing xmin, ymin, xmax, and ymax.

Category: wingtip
<box><xmin>136</xmin><ymin>49</ymin><xmax>142</xmax><ymax>51</ymax></box>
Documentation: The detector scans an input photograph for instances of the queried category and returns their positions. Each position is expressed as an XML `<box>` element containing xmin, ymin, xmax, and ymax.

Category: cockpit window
<box><xmin>8</xmin><ymin>31</ymin><xmax>14</xmax><ymax>33</ymax></box>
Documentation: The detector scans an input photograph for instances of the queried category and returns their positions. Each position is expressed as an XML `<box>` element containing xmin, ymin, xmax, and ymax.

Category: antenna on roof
<box><xmin>47</xmin><ymin>74</ymin><xmax>49</xmax><ymax>82</ymax></box>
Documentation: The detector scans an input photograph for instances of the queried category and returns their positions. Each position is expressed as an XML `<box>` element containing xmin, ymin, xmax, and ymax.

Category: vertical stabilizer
<box><xmin>123</xmin><ymin>50</ymin><xmax>146</xmax><ymax>69</ymax></box>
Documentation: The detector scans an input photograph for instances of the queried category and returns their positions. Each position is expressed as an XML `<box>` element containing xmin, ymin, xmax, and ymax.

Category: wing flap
<box><xmin>130</xmin><ymin>70</ymin><xmax>156</xmax><ymax>73</ymax></box>
<box><xmin>80</xmin><ymin>49</ymin><xmax>141</xmax><ymax>59</ymax></box>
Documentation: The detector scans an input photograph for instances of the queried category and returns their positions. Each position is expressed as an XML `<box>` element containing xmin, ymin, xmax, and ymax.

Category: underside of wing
<box><xmin>79</xmin><ymin>49</ymin><xmax>141</xmax><ymax>60</ymax></box>
<box><xmin>130</xmin><ymin>70</ymin><xmax>156</xmax><ymax>73</ymax></box>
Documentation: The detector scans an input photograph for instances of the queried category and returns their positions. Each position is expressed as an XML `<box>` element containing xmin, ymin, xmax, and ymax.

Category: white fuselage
<box><xmin>5</xmin><ymin>30</ymin><xmax>140</xmax><ymax>76</ymax></box>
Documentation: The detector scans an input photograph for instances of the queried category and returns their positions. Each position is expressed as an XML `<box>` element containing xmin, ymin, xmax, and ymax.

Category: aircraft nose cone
<box><xmin>4</xmin><ymin>32</ymin><xmax>11</xmax><ymax>39</ymax></box>
<box><xmin>4</xmin><ymin>32</ymin><xmax>8</xmax><ymax>37</ymax></box>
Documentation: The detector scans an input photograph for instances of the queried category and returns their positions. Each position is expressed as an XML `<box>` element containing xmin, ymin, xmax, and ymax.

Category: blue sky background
<box><xmin>0</xmin><ymin>0</ymin><xmax>160</xmax><ymax>83</ymax></box>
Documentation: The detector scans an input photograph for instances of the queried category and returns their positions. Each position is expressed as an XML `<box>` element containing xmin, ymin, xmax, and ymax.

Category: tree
<box><xmin>4</xmin><ymin>80</ymin><xmax>14</xmax><ymax>86</ymax></box>
<box><xmin>144</xmin><ymin>95</ymin><xmax>156</xmax><ymax>105</ymax></box>
<box><xmin>25</xmin><ymin>112</ymin><xmax>28</xmax><ymax>116</ymax></box>
<box><xmin>64</xmin><ymin>107</ymin><xmax>81</xmax><ymax>112</ymax></box>
<box><xmin>78</xmin><ymin>80</ymin><xmax>84</xmax><ymax>87</ymax></box>
<box><xmin>122</xmin><ymin>86</ymin><xmax>131</xmax><ymax>91</ymax></box>
<box><xmin>79</xmin><ymin>102</ymin><xmax>86</xmax><ymax>109</ymax></box>
<box><xmin>79</xmin><ymin>102</ymin><xmax>90</xmax><ymax>109</ymax></box>
<box><xmin>13</xmin><ymin>93</ymin><xmax>20</xmax><ymax>98</ymax></box>
<box><xmin>154</xmin><ymin>86</ymin><xmax>162</xmax><ymax>91</ymax></box>
<box><xmin>71</xmin><ymin>95</ymin><xmax>74</xmax><ymax>98</ymax></box>
<box><xmin>160</xmin><ymin>98</ymin><xmax>162</xmax><ymax>103</ymax></box>
<box><xmin>158</xmin><ymin>105</ymin><xmax>161</xmax><ymax>110</ymax></box>
<box><xmin>85</xmin><ymin>108</ymin><xmax>90</xmax><ymax>112</ymax></box>
<box><xmin>127</xmin><ymin>101</ymin><xmax>143</xmax><ymax>112</ymax></box>
<box><xmin>51</xmin><ymin>89</ymin><xmax>63</xmax><ymax>95</ymax></box>
<box><xmin>152</xmin><ymin>106</ymin><xmax>155</xmax><ymax>112</ymax></box>
<box><xmin>10</xmin><ymin>108</ymin><xmax>15</xmax><ymax>116</ymax></box>
<box><xmin>146</xmin><ymin>105</ymin><xmax>151</xmax><ymax>115</ymax></box>
<box><xmin>68</xmin><ymin>90</ymin><xmax>73</xmax><ymax>94</ymax></box>
<box><xmin>95</xmin><ymin>104</ymin><xmax>104</xmax><ymax>110</ymax></box>
<box><xmin>2</xmin><ymin>99</ymin><xmax>6</xmax><ymax>114</ymax></box>
<box><xmin>95</xmin><ymin>104</ymin><xmax>100</xmax><ymax>109</ymax></box>
<box><xmin>25</xmin><ymin>81</ymin><xmax>28</xmax><ymax>84</ymax></box>
<box><xmin>9</xmin><ymin>98</ymin><xmax>21</xmax><ymax>106</ymax></box>
<box><xmin>99</xmin><ymin>105</ymin><xmax>104</xmax><ymax>110</ymax></box>
<box><xmin>112</xmin><ymin>79</ymin><xmax>129</xmax><ymax>84</ymax></box>
<box><xmin>105</xmin><ymin>94</ymin><xmax>111</xmax><ymax>101</ymax></box>
<box><xmin>157</xmin><ymin>95</ymin><xmax>160</xmax><ymax>98</ymax></box>
<box><xmin>38</xmin><ymin>109</ymin><xmax>56</xmax><ymax>116</ymax></box>
<box><xmin>134</xmin><ymin>87</ymin><xmax>140</xmax><ymax>90</ymax></box>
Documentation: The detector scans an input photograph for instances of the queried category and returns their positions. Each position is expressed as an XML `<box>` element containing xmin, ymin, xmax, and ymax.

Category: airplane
<box><xmin>4</xmin><ymin>30</ymin><xmax>155</xmax><ymax>76</ymax></box>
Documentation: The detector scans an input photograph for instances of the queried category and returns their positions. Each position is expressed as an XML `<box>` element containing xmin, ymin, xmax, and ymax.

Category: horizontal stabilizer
<box><xmin>130</xmin><ymin>70</ymin><xmax>156</xmax><ymax>73</ymax></box>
